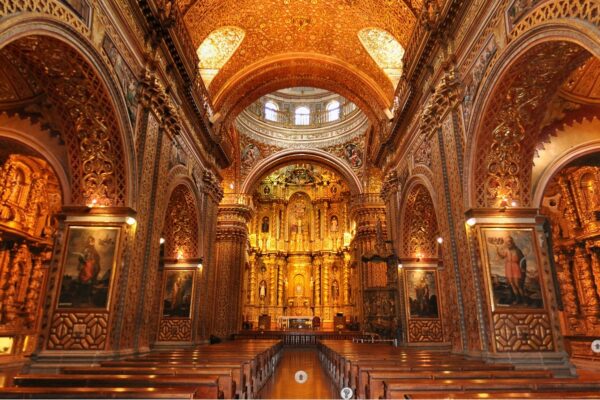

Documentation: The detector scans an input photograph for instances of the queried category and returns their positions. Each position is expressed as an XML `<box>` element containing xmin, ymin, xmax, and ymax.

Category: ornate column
<box><xmin>249</xmin><ymin>252</ymin><xmax>257</xmax><ymax>305</ymax></box>
<box><xmin>277</xmin><ymin>258</ymin><xmax>285</xmax><ymax>307</ymax></box>
<box><xmin>555</xmin><ymin>249</ymin><xmax>584</xmax><ymax>335</ymax></box>
<box><xmin>212</xmin><ymin>195</ymin><xmax>252</xmax><ymax>338</ymax></box>
<box><xmin>342</xmin><ymin>252</ymin><xmax>351</xmax><ymax>304</ymax></box>
<box><xmin>574</xmin><ymin>245</ymin><xmax>600</xmax><ymax>328</ymax></box>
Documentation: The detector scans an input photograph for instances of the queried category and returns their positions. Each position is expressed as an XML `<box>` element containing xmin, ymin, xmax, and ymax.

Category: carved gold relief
<box><xmin>163</xmin><ymin>185</ymin><xmax>199</xmax><ymax>259</ymax></box>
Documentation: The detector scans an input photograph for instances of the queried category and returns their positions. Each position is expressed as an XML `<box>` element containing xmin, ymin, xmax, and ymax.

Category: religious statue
<box><xmin>259</xmin><ymin>280</ymin><xmax>267</xmax><ymax>300</ymax></box>
<box><xmin>330</xmin><ymin>215</ymin><xmax>339</xmax><ymax>233</ymax></box>
<box><xmin>261</xmin><ymin>216</ymin><xmax>269</xmax><ymax>233</ymax></box>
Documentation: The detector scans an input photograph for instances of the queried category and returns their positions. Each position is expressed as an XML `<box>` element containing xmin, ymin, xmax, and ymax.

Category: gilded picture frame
<box><xmin>161</xmin><ymin>268</ymin><xmax>195</xmax><ymax>319</ymax></box>
<box><xmin>56</xmin><ymin>224</ymin><xmax>121</xmax><ymax>310</ymax></box>
<box><xmin>479</xmin><ymin>227</ymin><xmax>545</xmax><ymax>311</ymax></box>
<box><xmin>404</xmin><ymin>268</ymin><xmax>440</xmax><ymax>319</ymax></box>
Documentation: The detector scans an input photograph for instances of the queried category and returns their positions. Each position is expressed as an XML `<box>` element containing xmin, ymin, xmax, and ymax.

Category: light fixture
<box><xmin>397</xmin><ymin>263</ymin><xmax>403</xmax><ymax>270</ymax></box>
<box><xmin>125</xmin><ymin>216</ymin><xmax>136</xmax><ymax>225</ymax></box>
<box><xmin>510</xmin><ymin>200</ymin><xmax>518</xmax><ymax>207</ymax></box>
<box><xmin>159</xmin><ymin>237</ymin><xmax>165</xmax><ymax>245</ymax></box>
<box><xmin>436</xmin><ymin>236</ymin><xmax>443</xmax><ymax>244</ymax></box>
<box><xmin>197</xmin><ymin>258</ymin><xmax>203</xmax><ymax>271</ymax></box>
<box><xmin>229</xmin><ymin>183</ymin><xmax>235</xmax><ymax>190</ymax></box>
<box><xmin>176</xmin><ymin>250</ymin><xmax>184</xmax><ymax>260</ymax></box>
<box><xmin>499</xmin><ymin>197</ymin><xmax>509</xmax><ymax>208</ymax></box>
<box><xmin>87</xmin><ymin>198</ymin><xmax>98</xmax><ymax>207</ymax></box>
<box><xmin>466</xmin><ymin>218</ymin><xmax>476</xmax><ymax>226</ymax></box>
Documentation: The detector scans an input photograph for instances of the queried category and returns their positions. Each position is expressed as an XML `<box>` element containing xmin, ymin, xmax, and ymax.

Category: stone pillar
<box><xmin>212</xmin><ymin>198</ymin><xmax>252</xmax><ymax>338</ymax></box>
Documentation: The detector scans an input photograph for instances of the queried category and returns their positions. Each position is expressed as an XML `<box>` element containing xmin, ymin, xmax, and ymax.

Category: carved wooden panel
<box><xmin>401</xmin><ymin>184</ymin><xmax>438</xmax><ymax>258</ymax></box>
<box><xmin>408</xmin><ymin>320</ymin><xmax>443</xmax><ymax>342</ymax></box>
<box><xmin>47</xmin><ymin>312</ymin><xmax>108</xmax><ymax>350</ymax></box>
<box><xmin>158</xmin><ymin>319</ymin><xmax>192</xmax><ymax>342</ymax></box>
<box><xmin>163</xmin><ymin>185</ymin><xmax>200</xmax><ymax>259</ymax></box>
<box><xmin>493</xmin><ymin>313</ymin><xmax>554</xmax><ymax>352</ymax></box>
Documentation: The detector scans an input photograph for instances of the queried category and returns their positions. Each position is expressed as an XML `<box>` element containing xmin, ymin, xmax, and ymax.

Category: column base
<box><xmin>481</xmin><ymin>351</ymin><xmax>576</xmax><ymax>377</ymax></box>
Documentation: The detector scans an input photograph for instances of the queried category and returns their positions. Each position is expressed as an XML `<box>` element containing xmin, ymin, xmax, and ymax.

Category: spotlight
<box><xmin>436</xmin><ymin>237</ymin><xmax>443</xmax><ymax>244</ymax></box>
<box><xmin>397</xmin><ymin>263</ymin><xmax>403</xmax><ymax>270</ymax></box>
<box><xmin>229</xmin><ymin>183</ymin><xmax>235</xmax><ymax>190</ymax></box>
<box><xmin>466</xmin><ymin>218</ymin><xmax>476</xmax><ymax>227</ymax></box>
<box><xmin>511</xmin><ymin>200</ymin><xmax>518</xmax><ymax>207</ymax></box>
<box><xmin>125</xmin><ymin>217</ymin><xmax>136</xmax><ymax>225</ymax></box>
<box><xmin>159</xmin><ymin>237</ymin><xmax>165</xmax><ymax>245</ymax></box>
<box><xmin>197</xmin><ymin>258</ymin><xmax>204</xmax><ymax>271</ymax></box>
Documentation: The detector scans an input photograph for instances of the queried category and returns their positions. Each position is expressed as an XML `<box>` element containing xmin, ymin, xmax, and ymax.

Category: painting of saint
<box><xmin>102</xmin><ymin>36</ymin><xmax>138</xmax><ymax>126</ymax></box>
<box><xmin>241</xmin><ymin>143</ymin><xmax>261</xmax><ymax>166</ymax></box>
<box><xmin>344</xmin><ymin>143</ymin><xmax>363</xmax><ymax>168</ymax></box>
<box><xmin>406</xmin><ymin>270</ymin><xmax>439</xmax><ymax>318</ymax></box>
<box><xmin>162</xmin><ymin>270</ymin><xmax>194</xmax><ymax>318</ymax></box>
<box><xmin>57</xmin><ymin>226</ymin><xmax>120</xmax><ymax>309</ymax></box>
<box><xmin>483</xmin><ymin>228</ymin><xmax>543</xmax><ymax>308</ymax></box>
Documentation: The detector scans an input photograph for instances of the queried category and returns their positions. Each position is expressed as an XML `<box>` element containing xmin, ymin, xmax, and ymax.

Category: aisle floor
<box><xmin>258</xmin><ymin>348</ymin><xmax>339</xmax><ymax>399</ymax></box>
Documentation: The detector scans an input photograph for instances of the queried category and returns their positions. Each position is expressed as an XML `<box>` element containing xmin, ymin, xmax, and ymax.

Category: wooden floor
<box><xmin>259</xmin><ymin>348</ymin><xmax>338</xmax><ymax>399</ymax></box>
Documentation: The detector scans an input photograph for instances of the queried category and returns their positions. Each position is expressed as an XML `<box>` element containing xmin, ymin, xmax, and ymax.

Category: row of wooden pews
<box><xmin>0</xmin><ymin>339</ymin><xmax>282</xmax><ymax>399</ymax></box>
<box><xmin>319</xmin><ymin>340</ymin><xmax>600</xmax><ymax>399</ymax></box>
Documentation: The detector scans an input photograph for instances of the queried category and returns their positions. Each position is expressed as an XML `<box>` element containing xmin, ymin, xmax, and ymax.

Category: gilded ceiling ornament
<box><xmin>197</xmin><ymin>26</ymin><xmax>245</xmax><ymax>87</ymax></box>
<box><xmin>358</xmin><ymin>28</ymin><xmax>405</xmax><ymax>88</ymax></box>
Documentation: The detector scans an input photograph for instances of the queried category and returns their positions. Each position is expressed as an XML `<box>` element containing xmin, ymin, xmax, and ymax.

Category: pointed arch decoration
<box><xmin>358</xmin><ymin>28</ymin><xmax>404</xmax><ymax>88</ymax></box>
<box><xmin>197</xmin><ymin>26</ymin><xmax>245</xmax><ymax>88</ymax></box>
<box><xmin>163</xmin><ymin>184</ymin><xmax>200</xmax><ymax>260</ymax></box>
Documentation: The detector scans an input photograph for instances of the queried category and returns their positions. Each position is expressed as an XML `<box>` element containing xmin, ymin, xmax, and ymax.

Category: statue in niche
<box><xmin>261</xmin><ymin>216</ymin><xmax>269</xmax><ymax>233</ymax></box>
<box><xmin>332</xmin><ymin>279</ymin><xmax>340</xmax><ymax>301</ymax></box>
<box><xmin>259</xmin><ymin>280</ymin><xmax>267</xmax><ymax>300</ymax></box>
<box><xmin>330</xmin><ymin>215</ymin><xmax>339</xmax><ymax>233</ymax></box>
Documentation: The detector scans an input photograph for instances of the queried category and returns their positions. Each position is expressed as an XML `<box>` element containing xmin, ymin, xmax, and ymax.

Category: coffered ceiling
<box><xmin>179</xmin><ymin>0</ymin><xmax>419</xmax><ymax>117</ymax></box>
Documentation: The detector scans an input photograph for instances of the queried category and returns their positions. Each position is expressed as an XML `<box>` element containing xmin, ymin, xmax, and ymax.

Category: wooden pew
<box><xmin>12</xmin><ymin>374</ymin><xmax>222</xmax><ymax>399</ymax></box>
<box><xmin>383</xmin><ymin>378</ymin><xmax>600</xmax><ymax>399</ymax></box>
<box><xmin>62</xmin><ymin>366</ymin><xmax>235</xmax><ymax>399</ymax></box>
<box><xmin>0</xmin><ymin>387</ymin><xmax>199</xmax><ymax>399</ymax></box>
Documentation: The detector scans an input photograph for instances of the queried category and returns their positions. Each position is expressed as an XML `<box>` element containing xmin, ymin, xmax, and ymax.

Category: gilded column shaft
<box><xmin>277</xmin><ymin>261</ymin><xmax>284</xmax><ymax>306</ymax></box>
<box><xmin>315</xmin><ymin>263</ymin><xmax>321</xmax><ymax>306</ymax></box>
<box><xmin>574</xmin><ymin>246</ymin><xmax>600</xmax><ymax>320</ymax></box>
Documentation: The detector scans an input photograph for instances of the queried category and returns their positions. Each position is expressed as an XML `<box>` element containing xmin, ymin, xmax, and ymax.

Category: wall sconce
<box><xmin>159</xmin><ymin>237</ymin><xmax>165</xmax><ymax>245</ymax></box>
<box><xmin>499</xmin><ymin>196</ymin><xmax>509</xmax><ymax>208</ymax></box>
<box><xmin>466</xmin><ymin>218</ymin><xmax>476</xmax><ymax>227</ymax></box>
<box><xmin>87</xmin><ymin>198</ymin><xmax>98</xmax><ymax>207</ymax></box>
<box><xmin>229</xmin><ymin>183</ymin><xmax>235</xmax><ymax>190</ymax></box>
<box><xmin>176</xmin><ymin>250</ymin><xmax>184</xmax><ymax>260</ymax></box>
<box><xmin>436</xmin><ymin>236</ymin><xmax>443</xmax><ymax>244</ymax></box>
<box><xmin>397</xmin><ymin>263</ymin><xmax>403</xmax><ymax>270</ymax></box>
<box><xmin>197</xmin><ymin>258</ymin><xmax>203</xmax><ymax>271</ymax></box>
<box><xmin>510</xmin><ymin>200</ymin><xmax>518</xmax><ymax>207</ymax></box>
<box><xmin>125</xmin><ymin>217</ymin><xmax>137</xmax><ymax>226</ymax></box>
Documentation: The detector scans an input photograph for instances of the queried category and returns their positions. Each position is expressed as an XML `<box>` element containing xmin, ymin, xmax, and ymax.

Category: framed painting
<box><xmin>162</xmin><ymin>269</ymin><xmax>195</xmax><ymax>318</ymax></box>
<box><xmin>481</xmin><ymin>227</ymin><xmax>544</xmax><ymax>310</ymax></box>
<box><xmin>405</xmin><ymin>269</ymin><xmax>439</xmax><ymax>319</ymax></box>
<box><xmin>57</xmin><ymin>225</ymin><xmax>121</xmax><ymax>309</ymax></box>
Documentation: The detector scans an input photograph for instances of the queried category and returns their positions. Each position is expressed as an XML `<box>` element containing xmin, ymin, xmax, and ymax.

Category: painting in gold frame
<box><xmin>480</xmin><ymin>227</ymin><xmax>544</xmax><ymax>310</ymax></box>
<box><xmin>57</xmin><ymin>225</ymin><xmax>121</xmax><ymax>309</ymax></box>
<box><xmin>405</xmin><ymin>269</ymin><xmax>440</xmax><ymax>319</ymax></box>
<box><xmin>161</xmin><ymin>269</ymin><xmax>195</xmax><ymax>318</ymax></box>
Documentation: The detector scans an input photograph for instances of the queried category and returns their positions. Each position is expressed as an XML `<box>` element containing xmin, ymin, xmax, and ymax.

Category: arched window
<box><xmin>295</xmin><ymin>106</ymin><xmax>310</xmax><ymax>125</ymax></box>
<box><xmin>326</xmin><ymin>100</ymin><xmax>340</xmax><ymax>122</ymax></box>
<box><xmin>265</xmin><ymin>101</ymin><xmax>278</xmax><ymax>122</ymax></box>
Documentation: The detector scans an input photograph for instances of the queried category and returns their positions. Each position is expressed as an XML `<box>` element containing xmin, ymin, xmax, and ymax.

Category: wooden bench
<box><xmin>62</xmin><ymin>366</ymin><xmax>235</xmax><ymax>399</ymax></box>
<box><xmin>12</xmin><ymin>374</ymin><xmax>222</xmax><ymax>399</ymax></box>
<box><xmin>383</xmin><ymin>378</ymin><xmax>600</xmax><ymax>399</ymax></box>
<box><xmin>0</xmin><ymin>387</ymin><xmax>199</xmax><ymax>399</ymax></box>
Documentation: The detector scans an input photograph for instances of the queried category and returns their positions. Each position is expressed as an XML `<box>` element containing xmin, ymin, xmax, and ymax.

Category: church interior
<box><xmin>0</xmin><ymin>0</ymin><xmax>599</xmax><ymax>398</ymax></box>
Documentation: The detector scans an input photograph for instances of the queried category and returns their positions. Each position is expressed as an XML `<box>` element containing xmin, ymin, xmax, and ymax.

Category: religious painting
<box><xmin>57</xmin><ymin>226</ymin><xmax>120</xmax><ymax>309</ymax></box>
<box><xmin>406</xmin><ymin>270</ymin><xmax>439</xmax><ymax>318</ymax></box>
<box><xmin>241</xmin><ymin>143</ymin><xmax>261</xmax><ymax>166</ymax></box>
<box><xmin>344</xmin><ymin>143</ymin><xmax>363</xmax><ymax>168</ymax></box>
<box><xmin>481</xmin><ymin>228</ymin><xmax>544</xmax><ymax>309</ymax></box>
<box><xmin>102</xmin><ymin>35</ymin><xmax>138</xmax><ymax>127</ymax></box>
<box><xmin>162</xmin><ymin>269</ymin><xmax>194</xmax><ymax>318</ymax></box>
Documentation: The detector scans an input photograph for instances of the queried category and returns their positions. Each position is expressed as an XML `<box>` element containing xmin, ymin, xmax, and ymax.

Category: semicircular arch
<box><xmin>241</xmin><ymin>148</ymin><xmax>363</xmax><ymax>195</ymax></box>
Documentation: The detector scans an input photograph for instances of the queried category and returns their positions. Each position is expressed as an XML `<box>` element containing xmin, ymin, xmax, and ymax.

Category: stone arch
<box><xmin>399</xmin><ymin>178</ymin><xmax>440</xmax><ymax>259</ymax></box>
<box><xmin>160</xmin><ymin>177</ymin><xmax>202</xmax><ymax>260</ymax></box>
<box><xmin>0</xmin><ymin>18</ymin><xmax>136</xmax><ymax>206</ymax></box>
<box><xmin>466</xmin><ymin>23</ymin><xmax>600</xmax><ymax>209</ymax></box>
<box><xmin>241</xmin><ymin>148</ymin><xmax>363</xmax><ymax>195</ymax></box>
<box><xmin>0</xmin><ymin>114</ymin><xmax>70</xmax><ymax>204</ymax></box>
<box><xmin>213</xmin><ymin>54</ymin><xmax>389</xmax><ymax>139</ymax></box>
<box><xmin>532</xmin><ymin>117</ymin><xmax>600</xmax><ymax>206</ymax></box>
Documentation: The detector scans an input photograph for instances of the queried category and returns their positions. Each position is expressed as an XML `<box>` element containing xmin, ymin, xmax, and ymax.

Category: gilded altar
<box><xmin>242</xmin><ymin>164</ymin><xmax>358</xmax><ymax>329</ymax></box>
